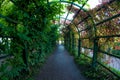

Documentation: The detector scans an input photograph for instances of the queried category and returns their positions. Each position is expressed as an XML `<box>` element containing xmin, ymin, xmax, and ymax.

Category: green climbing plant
<box><xmin>0</xmin><ymin>0</ymin><xmax>62</xmax><ymax>80</ymax></box>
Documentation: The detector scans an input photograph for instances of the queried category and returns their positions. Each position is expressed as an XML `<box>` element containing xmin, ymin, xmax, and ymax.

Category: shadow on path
<box><xmin>35</xmin><ymin>45</ymin><xmax>87</xmax><ymax>80</ymax></box>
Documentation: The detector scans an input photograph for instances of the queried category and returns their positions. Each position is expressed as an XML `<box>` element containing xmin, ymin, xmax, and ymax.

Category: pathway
<box><xmin>35</xmin><ymin>45</ymin><xmax>87</xmax><ymax>80</ymax></box>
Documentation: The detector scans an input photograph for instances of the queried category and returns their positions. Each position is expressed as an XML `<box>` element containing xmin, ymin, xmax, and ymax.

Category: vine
<box><xmin>0</xmin><ymin>0</ymin><xmax>62</xmax><ymax>80</ymax></box>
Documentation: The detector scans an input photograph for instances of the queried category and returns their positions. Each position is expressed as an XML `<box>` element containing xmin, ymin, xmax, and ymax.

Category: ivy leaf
<box><xmin>17</xmin><ymin>33</ymin><xmax>30</xmax><ymax>41</ymax></box>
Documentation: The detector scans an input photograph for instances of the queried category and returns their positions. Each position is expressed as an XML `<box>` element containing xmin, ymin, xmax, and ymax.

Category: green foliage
<box><xmin>110</xmin><ymin>67</ymin><xmax>120</xmax><ymax>76</ymax></box>
<box><xmin>74</xmin><ymin>54</ymin><xmax>118</xmax><ymax>80</ymax></box>
<box><xmin>112</xmin><ymin>42</ymin><xmax>120</xmax><ymax>56</ymax></box>
<box><xmin>0</xmin><ymin>0</ymin><xmax>15</xmax><ymax>16</ymax></box>
<box><xmin>0</xmin><ymin>0</ymin><xmax>60</xmax><ymax>79</ymax></box>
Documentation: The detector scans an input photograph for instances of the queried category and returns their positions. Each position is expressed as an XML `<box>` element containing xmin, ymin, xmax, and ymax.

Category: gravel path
<box><xmin>35</xmin><ymin>45</ymin><xmax>87</xmax><ymax>80</ymax></box>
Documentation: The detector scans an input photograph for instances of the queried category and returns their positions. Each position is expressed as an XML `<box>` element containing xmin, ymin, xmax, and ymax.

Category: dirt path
<box><xmin>35</xmin><ymin>45</ymin><xmax>87</xmax><ymax>80</ymax></box>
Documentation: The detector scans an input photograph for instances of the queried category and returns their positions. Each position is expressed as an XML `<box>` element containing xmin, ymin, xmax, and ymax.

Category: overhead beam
<box><xmin>49</xmin><ymin>1</ymin><xmax>87</xmax><ymax>12</ymax></box>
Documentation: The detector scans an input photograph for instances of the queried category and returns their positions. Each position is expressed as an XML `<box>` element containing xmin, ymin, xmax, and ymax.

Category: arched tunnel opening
<box><xmin>0</xmin><ymin>0</ymin><xmax>120</xmax><ymax>80</ymax></box>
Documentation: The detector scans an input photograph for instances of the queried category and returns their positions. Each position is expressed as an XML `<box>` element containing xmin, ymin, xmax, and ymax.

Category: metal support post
<box><xmin>92</xmin><ymin>38</ymin><xmax>98</xmax><ymax>68</ymax></box>
<box><xmin>78</xmin><ymin>38</ymin><xmax>81</xmax><ymax>57</ymax></box>
<box><xmin>72</xmin><ymin>34</ymin><xmax>75</xmax><ymax>53</ymax></box>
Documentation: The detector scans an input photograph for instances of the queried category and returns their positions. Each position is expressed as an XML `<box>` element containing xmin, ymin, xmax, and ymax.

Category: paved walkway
<box><xmin>35</xmin><ymin>45</ymin><xmax>87</xmax><ymax>80</ymax></box>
